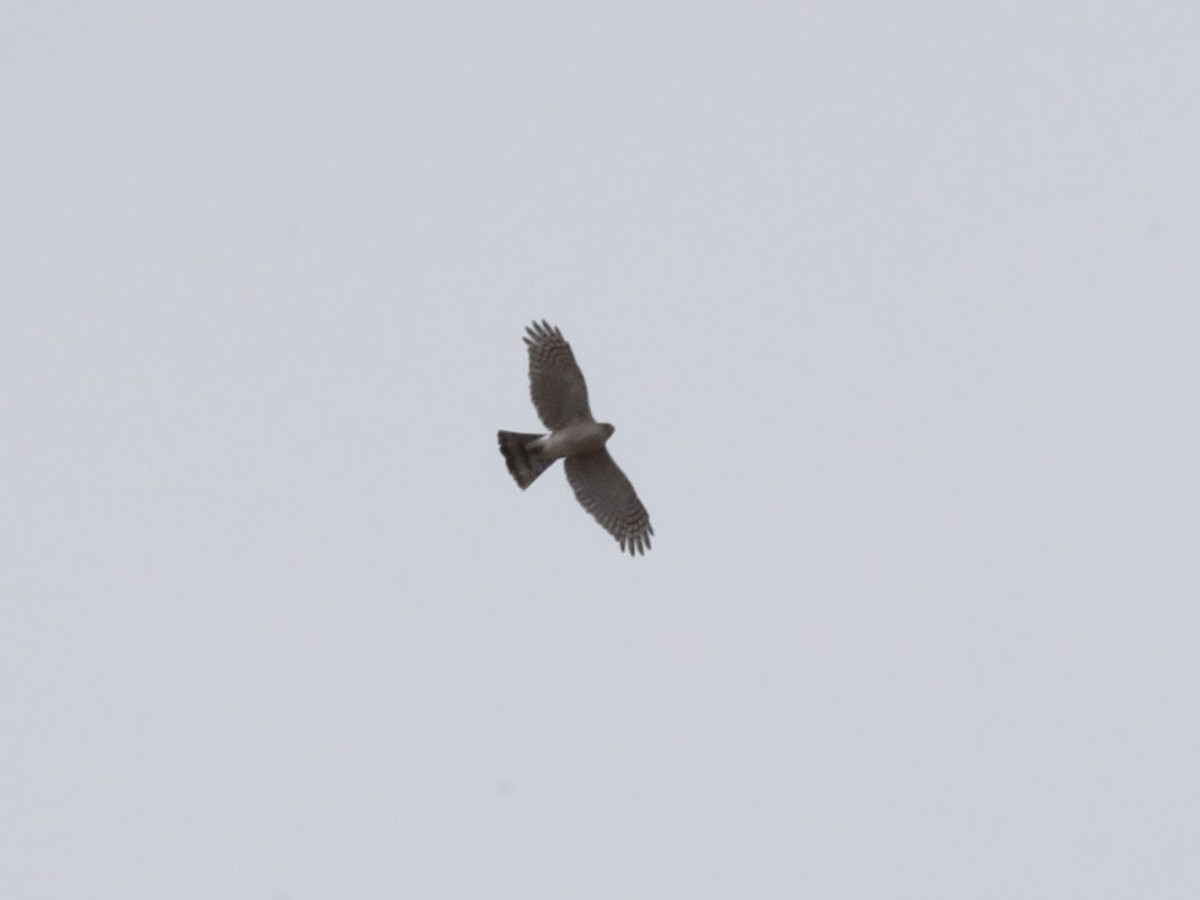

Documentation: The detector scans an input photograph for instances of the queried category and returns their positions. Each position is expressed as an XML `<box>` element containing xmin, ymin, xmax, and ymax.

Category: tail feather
<box><xmin>497</xmin><ymin>430</ymin><xmax>555</xmax><ymax>489</ymax></box>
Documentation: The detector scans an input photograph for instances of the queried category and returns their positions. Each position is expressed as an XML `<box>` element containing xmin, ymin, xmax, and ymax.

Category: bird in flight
<box><xmin>498</xmin><ymin>320</ymin><xmax>653</xmax><ymax>555</ymax></box>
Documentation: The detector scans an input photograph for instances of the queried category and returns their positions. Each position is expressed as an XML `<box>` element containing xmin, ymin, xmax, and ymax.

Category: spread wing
<box><xmin>565</xmin><ymin>450</ymin><xmax>653</xmax><ymax>556</ymax></box>
<box><xmin>525</xmin><ymin>320</ymin><xmax>593</xmax><ymax>429</ymax></box>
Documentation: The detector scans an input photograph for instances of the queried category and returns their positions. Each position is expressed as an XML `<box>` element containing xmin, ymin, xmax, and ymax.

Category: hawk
<box><xmin>498</xmin><ymin>320</ymin><xmax>653</xmax><ymax>555</ymax></box>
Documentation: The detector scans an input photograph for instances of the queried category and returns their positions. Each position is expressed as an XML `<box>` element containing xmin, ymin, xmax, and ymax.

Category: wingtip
<box><xmin>523</xmin><ymin>320</ymin><xmax>562</xmax><ymax>343</ymax></box>
<box><xmin>620</xmin><ymin>532</ymin><xmax>651</xmax><ymax>556</ymax></box>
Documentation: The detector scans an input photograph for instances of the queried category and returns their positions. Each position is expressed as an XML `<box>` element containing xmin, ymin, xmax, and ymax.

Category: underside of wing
<box><xmin>525</xmin><ymin>320</ymin><xmax>594</xmax><ymax>429</ymax></box>
<box><xmin>564</xmin><ymin>450</ymin><xmax>653</xmax><ymax>556</ymax></box>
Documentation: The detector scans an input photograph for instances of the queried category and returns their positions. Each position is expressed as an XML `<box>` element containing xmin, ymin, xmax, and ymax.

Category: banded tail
<box><xmin>497</xmin><ymin>430</ymin><xmax>555</xmax><ymax>489</ymax></box>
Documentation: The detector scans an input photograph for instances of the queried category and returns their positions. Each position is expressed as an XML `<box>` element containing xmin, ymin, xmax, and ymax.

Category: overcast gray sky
<box><xmin>4</xmin><ymin>3</ymin><xmax>1198</xmax><ymax>898</ymax></box>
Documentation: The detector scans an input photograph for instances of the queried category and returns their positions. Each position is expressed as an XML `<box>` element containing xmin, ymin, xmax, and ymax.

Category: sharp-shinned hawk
<box><xmin>498</xmin><ymin>320</ymin><xmax>653</xmax><ymax>556</ymax></box>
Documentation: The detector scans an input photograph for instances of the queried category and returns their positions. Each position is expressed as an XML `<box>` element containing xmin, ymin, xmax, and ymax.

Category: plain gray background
<box><xmin>4</xmin><ymin>3</ymin><xmax>1198</xmax><ymax>898</ymax></box>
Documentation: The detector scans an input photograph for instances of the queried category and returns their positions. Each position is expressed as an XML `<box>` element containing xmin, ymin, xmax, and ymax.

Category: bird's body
<box><xmin>498</xmin><ymin>321</ymin><xmax>653</xmax><ymax>555</ymax></box>
<box><xmin>539</xmin><ymin>422</ymin><xmax>614</xmax><ymax>459</ymax></box>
